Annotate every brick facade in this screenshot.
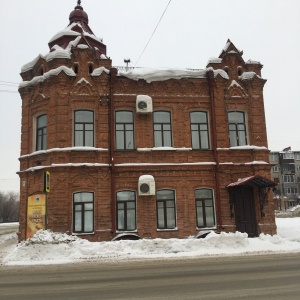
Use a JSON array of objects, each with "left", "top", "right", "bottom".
[{"left": 17, "top": 4, "right": 276, "bottom": 242}]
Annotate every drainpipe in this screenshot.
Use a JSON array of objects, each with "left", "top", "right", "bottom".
[
  {"left": 206, "top": 69, "right": 222, "bottom": 232},
  {"left": 109, "top": 68, "right": 118, "bottom": 234}
]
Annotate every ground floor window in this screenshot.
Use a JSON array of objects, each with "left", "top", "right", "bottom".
[
  {"left": 156, "top": 190, "right": 176, "bottom": 229},
  {"left": 195, "top": 189, "right": 215, "bottom": 228},
  {"left": 116, "top": 191, "right": 136, "bottom": 231},
  {"left": 73, "top": 192, "right": 94, "bottom": 233}
]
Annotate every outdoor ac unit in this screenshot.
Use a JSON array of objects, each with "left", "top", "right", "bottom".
[
  {"left": 136, "top": 95, "right": 153, "bottom": 113},
  {"left": 138, "top": 175, "right": 155, "bottom": 196}
]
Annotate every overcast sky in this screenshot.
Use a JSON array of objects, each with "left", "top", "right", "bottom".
[{"left": 0, "top": 0, "right": 299, "bottom": 193}]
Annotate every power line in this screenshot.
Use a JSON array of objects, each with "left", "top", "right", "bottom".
[
  {"left": 0, "top": 90, "right": 18, "bottom": 93},
  {"left": 134, "top": 0, "right": 172, "bottom": 67},
  {"left": 0, "top": 81, "right": 19, "bottom": 85}
]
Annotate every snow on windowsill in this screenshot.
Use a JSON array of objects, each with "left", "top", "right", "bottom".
[
  {"left": 20, "top": 147, "right": 109, "bottom": 159},
  {"left": 217, "top": 146, "right": 268, "bottom": 151},
  {"left": 137, "top": 147, "right": 192, "bottom": 151}
]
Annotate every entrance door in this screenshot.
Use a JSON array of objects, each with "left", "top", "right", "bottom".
[{"left": 233, "top": 187, "right": 258, "bottom": 237}]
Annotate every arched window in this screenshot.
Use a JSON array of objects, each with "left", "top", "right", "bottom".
[
  {"left": 115, "top": 111, "right": 134, "bottom": 150},
  {"left": 153, "top": 111, "right": 172, "bottom": 147},
  {"left": 116, "top": 191, "right": 136, "bottom": 231},
  {"left": 228, "top": 111, "right": 247, "bottom": 147},
  {"left": 74, "top": 110, "right": 94, "bottom": 147},
  {"left": 74, "top": 63, "right": 79, "bottom": 74},
  {"left": 73, "top": 192, "right": 94, "bottom": 233},
  {"left": 190, "top": 111, "right": 210, "bottom": 149},
  {"left": 36, "top": 114, "right": 47, "bottom": 151},
  {"left": 195, "top": 189, "right": 215, "bottom": 228},
  {"left": 88, "top": 63, "right": 93, "bottom": 74},
  {"left": 156, "top": 189, "right": 176, "bottom": 229}
]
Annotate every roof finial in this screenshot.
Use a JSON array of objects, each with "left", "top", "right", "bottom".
[{"left": 77, "top": 0, "right": 81, "bottom": 6}]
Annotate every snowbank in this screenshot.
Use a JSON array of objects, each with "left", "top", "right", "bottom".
[{"left": 1, "top": 217, "right": 300, "bottom": 266}]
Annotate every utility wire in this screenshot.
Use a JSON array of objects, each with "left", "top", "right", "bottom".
[
  {"left": 0, "top": 81, "right": 19, "bottom": 86},
  {"left": 134, "top": 0, "right": 172, "bottom": 67}
]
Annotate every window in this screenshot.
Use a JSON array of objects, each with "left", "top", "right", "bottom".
[
  {"left": 156, "top": 190, "right": 176, "bottom": 229},
  {"left": 115, "top": 111, "right": 134, "bottom": 150},
  {"left": 190, "top": 111, "right": 209, "bottom": 149},
  {"left": 283, "top": 153, "right": 294, "bottom": 159},
  {"left": 295, "top": 153, "right": 300, "bottom": 160},
  {"left": 153, "top": 111, "right": 172, "bottom": 147},
  {"left": 116, "top": 191, "right": 136, "bottom": 231},
  {"left": 73, "top": 192, "right": 94, "bottom": 233},
  {"left": 270, "top": 153, "right": 278, "bottom": 162},
  {"left": 287, "top": 187, "right": 297, "bottom": 194},
  {"left": 272, "top": 166, "right": 278, "bottom": 172},
  {"left": 195, "top": 189, "right": 215, "bottom": 228},
  {"left": 296, "top": 166, "right": 300, "bottom": 172},
  {"left": 36, "top": 114, "right": 47, "bottom": 151},
  {"left": 228, "top": 111, "right": 247, "bottom": 147},
  {"left": 74, "top": 110, "right": 94, "bottom": 147},
  {"left": 283, "top": 175, "right": 295, "bottom": 183}
]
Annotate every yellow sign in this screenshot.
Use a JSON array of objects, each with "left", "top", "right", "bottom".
[{"left": 26, "top": 194, "right": 46, "bottom": 239}]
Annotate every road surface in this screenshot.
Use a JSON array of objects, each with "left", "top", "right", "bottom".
[{"left": 1, "top": 254, "right": 299, "bottom": 300}]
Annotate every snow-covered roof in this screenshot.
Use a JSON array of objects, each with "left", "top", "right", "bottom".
[
  {"left": 118, "top": 67, "right": 229, "bottom": 83},
  {"left": 19, "top": 66, "right": 76, "bottom": 88},
  {"left": 21, "top": 49, "right": 72, "bottom": 73},
  {"left": 246, "top": 59, "right": 261, "bottom": 65},
  {"left": 207, "top": 57, "right": 222, "bottom": 64},
  {"left": 239, "top": 72, "right": 263, "bottom": 81},
  {"left": 49, "top": 23, "right": 103, "bottom": 45}
]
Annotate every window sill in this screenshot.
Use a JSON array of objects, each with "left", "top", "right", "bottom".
[
  {"left": 196, "top": 226, "right": 217, "bottom": 231},
  {"left": 72, "top": 232, "right": 94, "bottom": 236},
  {"left": 116, "top": 230, "right": 138, "bottom": 233},
  {"left": 157, "top": 227, "right": 178, "bottom": 232}
]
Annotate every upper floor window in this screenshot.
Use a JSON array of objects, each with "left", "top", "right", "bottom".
[
  {"left": 73, "top": 192, "right": 94, "bottom": 233},
  {"left": 156, "top": 189, "right": 176, "bottom": 229},
  {"left": 295, "top": 153, "right": 300, "bottom": 160},
  {"left": 116, "top": 191, "right": 136, "bottom": 231},
  {"left": 296, "top": 166, "right": 300, "bottom": 172},
  {"left": 283, "top": 175, "right": 295, "bottom": 183},
  {"left": 36, "top": 114, "right": 47, "bottom": 151},
  {"left": 228, "top": 111, "right": 247, "bottom": 147},
  {"left": 270, "top": 153, "right": 279, "bottom": 162},
  {"left": 283, "top": 153, "right": 294, "bottom": 159},
  {"left": 195, "top": 189, "right": 215, "bottom": 228},
  {"left": 74, "top": 110, "right": 94, "bottom": 147},
  {"left": 115, "top": 111, "right": 134, "bottom": 150},
  {"left": 190, "top": 111, "right": 209, "bottom": 149},
  {"left": 153, "top": 111, "right": 172, "bottom": 147},
  {"left": 272, "top": 166, "right": 278, "bottom": 172}
]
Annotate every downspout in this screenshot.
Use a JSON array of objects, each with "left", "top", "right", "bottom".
[
  {"left": 109, "top": 68, "right": 118, "bottom": 234},
  {"left": 206, "top": 70, "right": 222, "bottom": 232}
]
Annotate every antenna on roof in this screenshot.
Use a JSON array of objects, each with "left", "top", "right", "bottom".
[{"left": 124, "top": 58, "right": 131, "bottom": 71}]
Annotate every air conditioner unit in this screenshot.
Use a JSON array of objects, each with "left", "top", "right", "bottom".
[
  {"left": 138, "top": 175, "right": 155, "bottom": 196},
  {"left": 136, "top": 95, "right": 153, "bottom": 113}
]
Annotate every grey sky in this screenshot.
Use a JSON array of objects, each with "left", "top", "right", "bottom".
[{"left": 0, "top": 0, "right": 299, "bottom": 193}]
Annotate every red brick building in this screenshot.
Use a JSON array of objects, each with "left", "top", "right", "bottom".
[{"left": 18, "top": 3, "right": 276, "bottom": 242}]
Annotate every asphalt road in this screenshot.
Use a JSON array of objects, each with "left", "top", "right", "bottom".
[{"left": 1, "top": 254, "right": 300, "bottom": 300}]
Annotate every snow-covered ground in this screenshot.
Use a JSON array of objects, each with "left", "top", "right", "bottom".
[{"left": 1, "top": 217, "right": 300, "bottom": 266}]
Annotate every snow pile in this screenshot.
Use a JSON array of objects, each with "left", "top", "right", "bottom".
[
  {"left": 276, "top": 205, "right": 300, "bottom": 218},
  {"left": 23, "top": 230, "right": 78, "bottom": 245},
  {"left": 2, "top": 218, "right": 300, "bottom": 266}
]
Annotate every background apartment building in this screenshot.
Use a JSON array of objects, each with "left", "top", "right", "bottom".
[{"left": 270, "top": 148, "right": 300, "bottom": 209}]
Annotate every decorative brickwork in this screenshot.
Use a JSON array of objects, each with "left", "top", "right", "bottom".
[{"left": 17, "top": 4, "right": 276, "bottom": 242}]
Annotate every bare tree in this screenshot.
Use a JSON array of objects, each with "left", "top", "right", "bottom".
[{"left": 0, "top": 192, "right": 19, "bottom": 223}]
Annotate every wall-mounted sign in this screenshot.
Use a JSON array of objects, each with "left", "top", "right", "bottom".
[
  {"left": 26, "top": 194, "right": 46, "bottom": 239},
  {"left": 44, "top": 171, "right": 50, "bottom": 193}
]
